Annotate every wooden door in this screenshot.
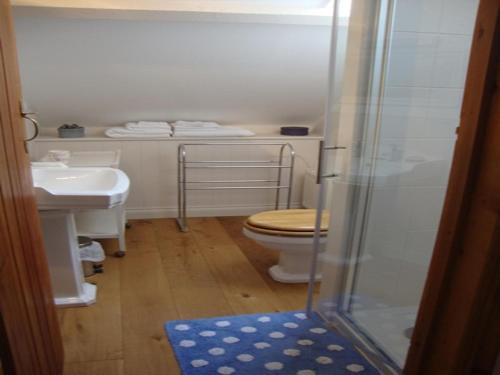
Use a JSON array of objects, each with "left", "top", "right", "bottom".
[{"left": 0, "top": 1, "right": 63, "bottom": 374}]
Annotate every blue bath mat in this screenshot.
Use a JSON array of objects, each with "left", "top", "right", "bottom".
[{"left": 165, "top": 311, "right": 379, "bottom": 374}]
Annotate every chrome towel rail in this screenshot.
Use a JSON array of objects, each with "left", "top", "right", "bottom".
[
  {"left": 177, "top": 142, "right": 295, "bottom": 232},
  {"left": 181, "top": 165, "right": 291, "bottom": 169}
]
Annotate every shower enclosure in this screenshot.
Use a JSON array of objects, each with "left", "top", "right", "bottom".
[{"left": 310, "top": 0, "right": 479, "bottom": 372}]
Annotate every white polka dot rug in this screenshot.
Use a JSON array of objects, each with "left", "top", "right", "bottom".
[{"left": 165, "top": 311, "right": 379, "bottom": 374}]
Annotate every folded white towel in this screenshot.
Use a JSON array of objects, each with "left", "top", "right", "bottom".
[
  {"left": 138, "top": 121, "right": 170, "bottom": 128},
  {"left": 174, "top": 121, "right": 221, "bottom": 129},
  {"left": 173, "top": 127, "right": 255, "bottom": 137},
  {"left": 125, "top": 121, "right": 171, "bottom": 130},
  {"left": 105, "top": 127, "right": 172, "bottom": 138}
]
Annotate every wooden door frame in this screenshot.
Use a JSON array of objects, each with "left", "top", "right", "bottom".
[
  {"left": 404, "top": 0, "right": 500, "bottom": 373},
  {"left": 0, "top": 1, "right": 63, "bottom": 373}
]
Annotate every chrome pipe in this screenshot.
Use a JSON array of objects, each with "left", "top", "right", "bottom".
[
  {"left": 185, "top": 179, "right": 279, "bottom": 184},
  {"left": 179, "top": 142, "right": 294, "bottom": 146},
  {"left": 183, "top": 165, "right": 291, "bottom": 169},
  {"left": 275, "top": 144, "right": 285, "bottom": 209},
  {"left": 185, "top": 186, "right": 289, "bottom": 191},
  {"left": 177, "top": 144, "right": 183, "bottom": 229},
  {"left": 286, "top": 143, "right": 295, "bottom": 209},
  {"left": 181, "top": 147, "right": 187, "bottom": 231},
  {"left": 185, "top": 160, "right": 276, "bottom": 164}
]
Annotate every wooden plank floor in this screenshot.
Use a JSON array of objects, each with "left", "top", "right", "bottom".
[{"left": 61, "top": 217, "right": 318, "bottom": 375}]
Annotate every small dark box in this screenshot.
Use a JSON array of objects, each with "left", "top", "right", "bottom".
[
  {"left": 58, "top": 123, "right": 85, "bottom": 138},
  {"left": 280, "top": 126, "right": 309, "bottom": 136}
]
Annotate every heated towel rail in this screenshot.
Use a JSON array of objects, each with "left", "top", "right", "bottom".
[{"left": 177, "top": 142, "right": 295, "bottom": 232}]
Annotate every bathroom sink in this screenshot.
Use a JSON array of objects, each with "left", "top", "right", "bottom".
[{"left": 32, "top": 167, "right": 130, "bottom": 210}]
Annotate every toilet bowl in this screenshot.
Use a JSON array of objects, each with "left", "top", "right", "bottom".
[{"left": 243, "top": 209, "right": 329, "bottom": 283}]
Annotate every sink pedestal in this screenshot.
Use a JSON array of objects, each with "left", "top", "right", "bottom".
[
  {"left": 39, "top": 210, "right": 97, "bottom": 307},
  {"left": 32, "top": 166, "right": 130, "bottom": 307}
]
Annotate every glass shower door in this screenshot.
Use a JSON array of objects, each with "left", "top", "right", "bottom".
[{"left": 311, "top": 0, "right": 478, "bottom": 372}]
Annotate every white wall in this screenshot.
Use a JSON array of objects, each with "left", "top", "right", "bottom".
[
  {"left": 30, "top": 137, "right": 321, "bottom": 218},
  {"left": 13, "top": 10, "right": 331, "bottom": 128}
]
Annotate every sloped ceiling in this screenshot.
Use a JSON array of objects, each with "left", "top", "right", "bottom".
[{"left": 13, "top": 10, "right": 331, "bottom": 127}]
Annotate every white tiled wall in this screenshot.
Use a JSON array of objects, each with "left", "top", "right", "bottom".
[
  {"left": 316, "top": 0, "right": 478, "bottom": 366},
  {"left": 355, "top": 0, "right": 478, "bottom": 306}
]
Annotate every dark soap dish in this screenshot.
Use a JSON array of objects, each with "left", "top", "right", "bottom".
[
  {"left": 280, "top": 126, "right": 309, "bottom": 136},
  {"left": 58, "top": 123, "right": 85, "bottom": 138}
]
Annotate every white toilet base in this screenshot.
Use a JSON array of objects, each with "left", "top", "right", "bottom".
[
  {"left": 242, "top": 227, "right": 325, "bottom": 284},
  {"left": 269, "top": 265, "right": 321, "bottom": 283},
  {"left": 269, "top": 250, "right": 323, "bottom": 283}
]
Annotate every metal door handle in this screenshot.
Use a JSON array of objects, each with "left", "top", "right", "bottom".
[
  {"left": 316, "top": 141, "right": 346, "bottom": 184},
  {"left": 322, "top": 173, "right": 339, "bottom": 178},
  {"left": 21, "top": 111, "right": 39, "bottom": 142},
  {"left": 323, "top": 146, "right": 347, "bottom": 150}
]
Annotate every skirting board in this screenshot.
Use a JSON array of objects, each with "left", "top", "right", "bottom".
[{"left": 125, "top": 203, "right": 303, "bottom": 220}]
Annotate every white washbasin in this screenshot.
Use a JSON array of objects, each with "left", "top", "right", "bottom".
[{"left": 32, "top": 167, "right": 130, "bottom": 210}]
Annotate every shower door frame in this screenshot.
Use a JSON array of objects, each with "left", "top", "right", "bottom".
[
  {"left": 310, "top": 0, "right": 500, "bottom": 373},
  {"left": 308, "top": 0, "right": 402, "bottom": 372}
]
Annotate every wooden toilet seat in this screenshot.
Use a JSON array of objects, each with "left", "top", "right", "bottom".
[{"left": 245, "top": 209, "right": 329, "bottom": 237}]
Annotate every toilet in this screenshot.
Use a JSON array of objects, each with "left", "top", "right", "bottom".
[{"left": 243, "top": 209, "right": 329, "bottom": 283}]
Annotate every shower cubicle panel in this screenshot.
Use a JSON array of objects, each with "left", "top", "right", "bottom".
[{"left": 310, "top": 0, "right": 478, "bottom": 372}]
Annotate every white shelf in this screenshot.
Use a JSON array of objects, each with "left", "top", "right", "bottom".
[
  {"left": 35, "top": 135, "right": 323, "bottom": 142},
  {"left": 75, "top": 210, "right": 120, "bottom": 237},
  {"left": 74, "top": 208, "right": 126, "bottom": 253},
  {"left": 34, "top": 127, "right": 324, "bottom": 142}
]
